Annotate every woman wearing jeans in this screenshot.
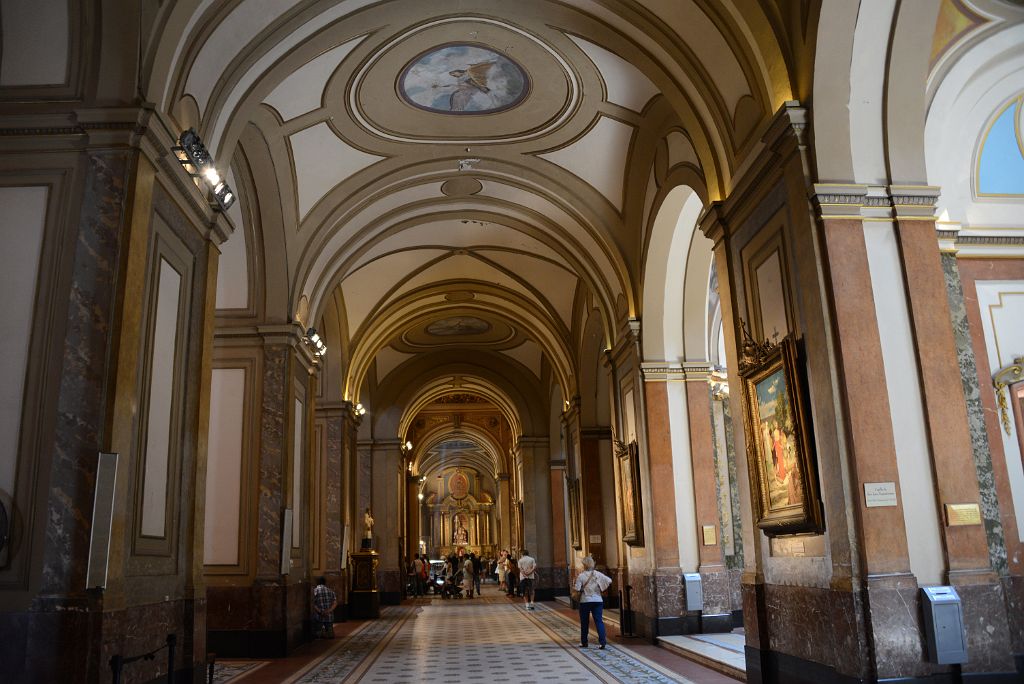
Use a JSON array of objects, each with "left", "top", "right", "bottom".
[{"left": 574, "top": 556, "right": 613, "bottom": 649}]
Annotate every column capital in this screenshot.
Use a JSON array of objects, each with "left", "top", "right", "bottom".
[
  {"left": 257, "top": 323, "right": 319, "bottom": 370},
  {"left": 889, "top": 184, "right": 940, "bottom": 220},
  {"left": 807, "top": 184, "right": 941, "bottom": 223},
  {"left": 697, "top": 201, "right": 728, "bottom": 245}
]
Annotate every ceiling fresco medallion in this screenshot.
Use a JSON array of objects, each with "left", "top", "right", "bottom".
[
  {"left": 426, "top": 316, "right": 492, "bottom": 336},
  {"left": 399, "top": 44, "right": 529, "bottom": 114}
]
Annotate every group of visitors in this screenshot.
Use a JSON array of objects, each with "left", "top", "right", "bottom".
[
  {"left": 494, "top": 549, "right": 538, "bottom": 608},
  {"left": 394, "top": 548, "right": 613, "bottom": 650}
]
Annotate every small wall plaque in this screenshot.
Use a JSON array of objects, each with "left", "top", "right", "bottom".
[
  {"left": 589, "top": 534, "right": 602, "bottom": 543},
  {"left": 702, "top": 525, "right": 717, "bottom": 545},
  {"left": 864, "top": 482, "right": 898, "bottom": 508},
  {"left": 944, "top": 503, "right": 982, "bottom": 526}
]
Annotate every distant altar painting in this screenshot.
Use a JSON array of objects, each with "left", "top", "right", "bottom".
[{"left": 399, "top": 44, "right": 529, "bottom": 114}]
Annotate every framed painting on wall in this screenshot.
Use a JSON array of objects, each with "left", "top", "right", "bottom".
[
  {"left": 738, "top": 329, "right": 824, "bottom": 536},
  {"left": 615, "top": 439, "right": 644, "bottom": 546},
  {"left": 566, "top": 477, "right": 582, "bottom": 550}
]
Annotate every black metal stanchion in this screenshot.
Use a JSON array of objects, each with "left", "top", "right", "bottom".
[
  {"left": 166, "top": 634, "right": 176, "bottom": 683},
  {"left": 620, "top": 584, "right": 637, "bottom": 638}
]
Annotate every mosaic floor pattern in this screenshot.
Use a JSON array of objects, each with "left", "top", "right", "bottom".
[
  {"left": 287, "top": 595, "right": 697, "bottom": 683},
  {"left": 211, "top": 660, "right": 267, "bottom": 682}
]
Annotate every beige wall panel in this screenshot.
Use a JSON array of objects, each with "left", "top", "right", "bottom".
[
  {"left": 754, "top": 251, "right": 789, "bottom": 340},
  {"left": 293, "top": 397, "right": 304, "bottom": 547},
  {"left": 141, "top": 259, "right": 183, "bottom": 538},
  {"left": 0, "top": 1, "right": 68, "bottom": 86},
  {"left": 0, "top": 186, "right": 47, "bottom": 500},
  {"left": 204, "top": 368, "right": 247, "bottom": 565},
  {"left": 0, "top": 185, "right": 47, "bottom": 496}
]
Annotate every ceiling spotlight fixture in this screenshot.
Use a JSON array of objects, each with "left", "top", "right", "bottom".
[
  {"left": 417, "top": 492, "right": 424, "bottom": 501},
  {"left": 173, "top": 128, "right": 236, "bottom": 211},
  {"left": 304, "top": 327, "right": 327, "bottom": 357},
  {"left": 355, "top": 403, "right": 366, "bottom": 416},
  {"left": 405, "top": 440, "right": 413, "bottom": 451}
]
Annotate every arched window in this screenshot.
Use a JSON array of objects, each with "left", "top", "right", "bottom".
[{"left": 977, "top": 94, "right": 1024, "bottom": 197}]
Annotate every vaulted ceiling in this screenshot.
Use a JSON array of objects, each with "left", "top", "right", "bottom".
[{"left": 144, "top": 0, "right": 808, "bottom": 407}]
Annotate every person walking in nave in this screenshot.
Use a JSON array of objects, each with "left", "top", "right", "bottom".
[
  {"left": 506, "top": 555, "right": 519, "bottom": 597},
  {"left": 412, "top": 553, "right": 425, "bottom": 597},
  {"left": 463, "top": 553, "right": 475, "bottom": 598},
  {"left": 518, "top": 549, "right": 537, "bottom": 609},
  {"left": 471, "top": 552, "right": 483, "bottom": 596},
  {"left": 573, "top": 556, "right": 612, "bottom": 649},
  {"left": 497, "top": 550, "right": 507, "bottom": 591}
]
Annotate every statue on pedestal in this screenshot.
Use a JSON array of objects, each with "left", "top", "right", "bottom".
[{"left": 362, "top": 507, "right": 374, "bottom": 549}]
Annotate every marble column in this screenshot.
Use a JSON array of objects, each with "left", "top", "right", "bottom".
[
  {"left": 0, "top": 108, "right": 228, "bottom": 682},
  {"left": 370, "top": 440, "right": 403, "bottom": 604},
  {"left": 639, "top": 371, "right": 685, "bottom": 636},
  {"left": 684, "top": 365, "right": 732, "bottom": 630},
  {"left": 313, "top": 402, "right": 346, "bottom": 615},
  {"left": 890, "top": 193, "right": 1013, "bottom": 674},
  {"left": 206, "top": 325, "right": 316, "bottom": 657},
  {"left": 518, "top": 436, "right": 554, "bottom": 598},
  {"left": 497, "top": 474, "right": 512, "bottom": 550}
]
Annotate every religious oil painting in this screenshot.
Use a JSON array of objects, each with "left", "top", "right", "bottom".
[
  {"left": 740, "top": 334, "right": 824, "bottom": 535},
  {"left": 399, "top": 44, "right": 530, "bottom": 114},
  {"left": 615, "top": 439, "right": 644, "bottom": 546}
]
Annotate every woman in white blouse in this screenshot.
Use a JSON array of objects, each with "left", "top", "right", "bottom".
[{"left": 573, "top": 555, "right": 612, "bottom": 648}]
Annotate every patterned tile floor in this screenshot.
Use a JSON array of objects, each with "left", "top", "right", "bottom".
[
  {"left": 215, "top": 586, "right": 738, "bottom": 683},
  {"left": 283, "top": 590, "right": 696, "bottom": 683}
]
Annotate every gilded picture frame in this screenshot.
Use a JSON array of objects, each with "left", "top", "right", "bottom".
[
  {"left": 615, "top": 439, "right": 644, "bottom": 546},
  {"left": 739, "top": 333, "right": 824, "bottom": 536}
]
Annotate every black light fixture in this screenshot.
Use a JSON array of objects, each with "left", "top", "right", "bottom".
[
  {"left": 304, "top": 327, "right": 327, "bottom": 357},
  {"left": 172, "top": 128, "right": 236, "bottom": 211}
]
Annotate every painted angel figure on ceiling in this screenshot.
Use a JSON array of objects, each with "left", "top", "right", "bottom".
[{"left": 433, "top": 61, "right": 495, "bottom": 111}]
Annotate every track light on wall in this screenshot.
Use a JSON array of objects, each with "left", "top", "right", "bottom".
[
  {"left": 304, "top": 327, "right": 326, "bottom": 357},
  {"left": 172, "top": 128, "right": 236, "bottom": 211}
]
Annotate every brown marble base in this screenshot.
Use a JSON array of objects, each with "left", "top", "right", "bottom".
[
  {"left": 378, "top": 569, "right": 402, "bottom": 605},
  {"left": 207, "top": 580, "right": 309, "bottom": 657},
  {"left": 0, "top": 595, "right": 206, "bottom": 683},
  {"left": 741, "top": 578, "right": 1017, "bottom": 682},
  {"left": 539, "top": 565, "right": 569, "bottom": 600}
]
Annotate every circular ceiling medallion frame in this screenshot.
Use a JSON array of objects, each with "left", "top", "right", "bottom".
[
  {"left": 398, "top": 42, "right": 532, "bottom": 116},
  {"left": 349, "top": 16, "right": 582, "bottom": 144}
]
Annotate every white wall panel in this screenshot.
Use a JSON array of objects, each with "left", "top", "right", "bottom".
[
  {"left": 0, "top": 0, "right": 68, "bottom": 86},
  {"left": 141, "top": 259, "right": 183, "bottom": 537},
  {"left": 204, "top": 368, "right": 246, "bottom": 564},
  {"left": 0, "top": 186, "right": 47, "bottom": 499},
  {"left": 292, "top": 397, "right": 304, "bottom": 547},
  {"left": 976, "top": 281, "right": 1024, "bottom": 542}
]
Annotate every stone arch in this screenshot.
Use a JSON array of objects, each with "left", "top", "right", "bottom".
[
  {"left": 640, "top": 184, "right": 710, "bottom": 362},
  {"left": 813, "top": 2, "right": 943, "bottom": 184}
]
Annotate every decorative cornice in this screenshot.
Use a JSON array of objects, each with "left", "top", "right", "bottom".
[
  {"left": 639, "top": 361, "right": 714, "bottom": 382},
  {"left": 808, "top": 184, "right": 939, "bottom": 222}
]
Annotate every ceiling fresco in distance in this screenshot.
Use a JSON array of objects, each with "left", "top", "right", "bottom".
[
  {"left": 399, "top": 44, "right": 529, "bottom": 114},
  {"left": 426, "top": 316, "right": 492, "bottom": 336}
]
